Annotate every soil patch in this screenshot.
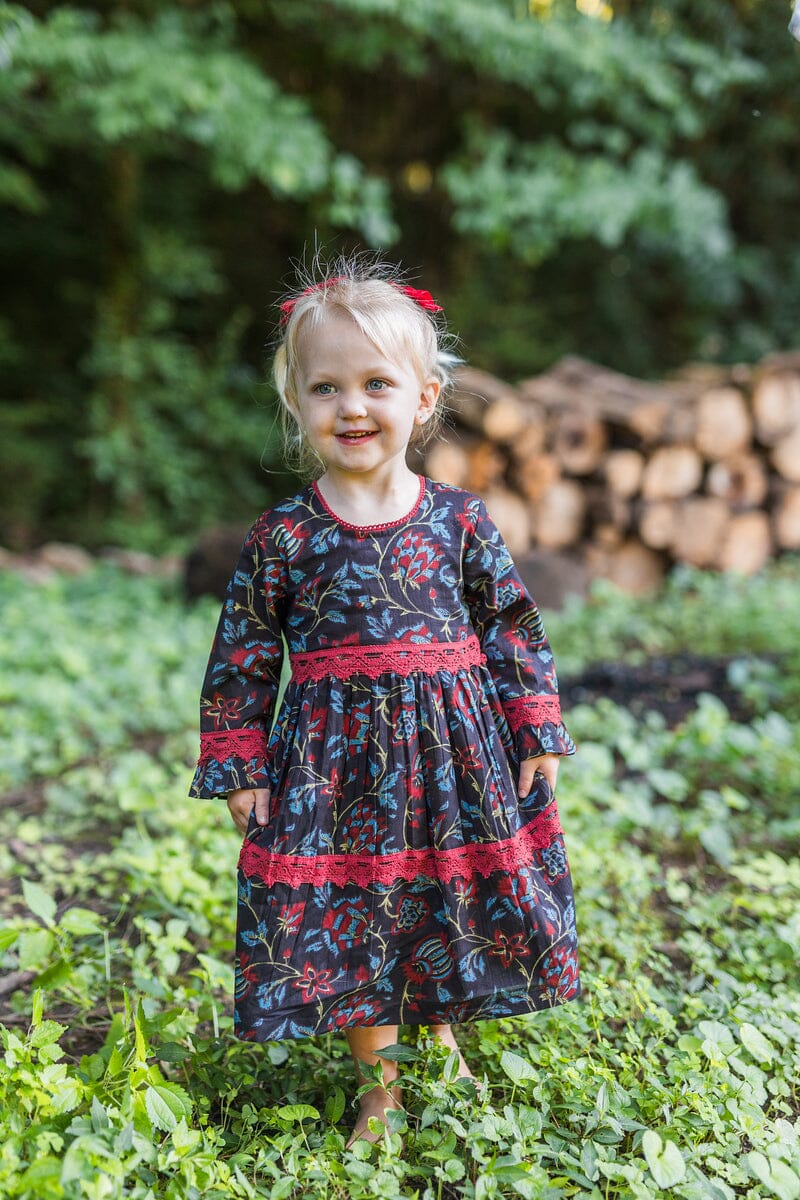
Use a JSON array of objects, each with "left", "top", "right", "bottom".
[{"left": 560, "top": 652, "right": 772, "bottom": 726}]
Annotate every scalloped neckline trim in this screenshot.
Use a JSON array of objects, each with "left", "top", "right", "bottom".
[{"left": 311, "top": 474, "right": 426, "bottom": 533}]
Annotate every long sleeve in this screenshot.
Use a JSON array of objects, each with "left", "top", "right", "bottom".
[
  {"left": 461, "top": 496, "right": 577, "bottom": 762},
  {"left": 189, "top": 514, "right": 289, "bottom": 799}
]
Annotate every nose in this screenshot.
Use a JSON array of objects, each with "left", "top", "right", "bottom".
[{"left": 337, "top": 390, "right": 368, "bottom": 417}]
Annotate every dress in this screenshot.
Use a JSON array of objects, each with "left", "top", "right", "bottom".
[{"left": 189, "top": 474, "right": 580, "bottom": 1042}]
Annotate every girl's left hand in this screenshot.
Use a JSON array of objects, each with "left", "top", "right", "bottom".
[{"left": 518, "top": 753, "right": 559, "bottom": 798}]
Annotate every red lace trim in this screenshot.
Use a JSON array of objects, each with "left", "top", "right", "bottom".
[
  {"left": 290, "top": 634, "right": 488, "bottom": 683},
  {"left": 503, "top": 695, "right": 562, "bottom": 732},
  {"left": 312, "top": 474, "right": 426, "bottom": 535},
  {"left": 237, "top": 805, "right": 563, "bottom": 887},
  {"left": 198, "top": 727, "right": 267, "bottom": 765}
]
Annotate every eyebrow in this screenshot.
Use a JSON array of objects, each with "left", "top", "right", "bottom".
[{"left": 305, "top": 367, "right": 397, "bottom": 382}]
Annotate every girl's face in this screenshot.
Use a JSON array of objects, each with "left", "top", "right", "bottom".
[{"left": 289, "top": 311, "right": 440, "bottom": 481}]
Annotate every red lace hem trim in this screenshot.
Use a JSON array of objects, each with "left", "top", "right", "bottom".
[
  {"left": 237, "top": 805, "right": 563, "bottom": 887},
  {"left": 198, "top": 727, "right": 267, "bottom": 765},
  {"left": 504, "top": 695, "right": 562, "bottom": 731},
  {"left": 289, "top": 633, "right": 488, "bottom": 683}
]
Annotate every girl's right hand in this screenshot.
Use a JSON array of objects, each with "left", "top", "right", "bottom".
[{"left": 227, "top": 787, "right": 271, "bottom": 835}]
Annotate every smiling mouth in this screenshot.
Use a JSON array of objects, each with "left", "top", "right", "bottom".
[{"left": 336, "top": 431, "right": 377, "bottom": 441}]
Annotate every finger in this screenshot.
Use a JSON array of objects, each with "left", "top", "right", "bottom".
[
  {"left": 227, "top": 790, "right": 254, "bottom": 833},
  {"left": 517, "top": 760, "right": 538, "bottom": 798},
  {"left": 254, "top": 788, "right": 271, "bottom": 826},
  {"left": 534, "top": 762, "right": 559, "bottom": 794}
]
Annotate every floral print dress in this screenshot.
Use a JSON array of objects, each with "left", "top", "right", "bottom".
[{"left": 190, "top": 474, "right": 580, "bottom": 1041}]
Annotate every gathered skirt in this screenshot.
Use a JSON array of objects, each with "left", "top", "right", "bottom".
[{"left": 234, "top": 658, "right": 580, "bottom": 1041}]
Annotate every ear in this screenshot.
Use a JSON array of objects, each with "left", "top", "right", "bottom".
[{"left": 415, "top": 378, "right": 440, "bottom": 425}]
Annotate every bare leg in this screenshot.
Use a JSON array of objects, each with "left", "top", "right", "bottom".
[{"left": 345, "top": 1026, "right": 403, "bottom": 1147}]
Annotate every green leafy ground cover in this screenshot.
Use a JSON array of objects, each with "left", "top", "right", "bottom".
[{"left": 1, "top": 559, "right": 799, "bottom": 1199}]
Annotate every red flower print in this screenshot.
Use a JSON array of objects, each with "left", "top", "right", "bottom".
[
  {"left": 488, "top": 929, "right": 531, "bottom": 968},
  {"left": 322, "top": 897, "right": 371, "bottom": 950},
  {"left": 539, "top": 943, "right": 579, "bottom": 1000},
  {"left": 452, "top": 741, "right": 482, "bottom": 778},
  {"left": 277, "top": 903, "right": 305, "bottom": 936},
  {"left": 497, "top": 869, "right": 539, "bottom": 918},
  {"left": 391, "top": 534, "right": 442, "bottom": 589},
  {"left": 294, "top": 962, "right": 335, "bottom": 1001},
  {"left": 243, "top": 518, "right": 269, "bottom": 550},
  {"left": 455, "top": 509, "right": 479, "bottom": 536},
  {"left": 328, "top": 998, "right": 381, "bottom": 1028},
  {"left": 319, "top": 766, "right": 344, "bottom": 808},
  {"left": 205, "top": 693, "right": 243, "bottom": 728},
  {"left": 454, "top": 878, "right": 477, "bottom": 904}
]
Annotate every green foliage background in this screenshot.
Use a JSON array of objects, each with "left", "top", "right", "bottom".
[
  {"left": 1, "top": 0, "right": 798, "bottom": 550},
  {"left": 1, "top": 560, "right": 799, "bottom": 1196}
]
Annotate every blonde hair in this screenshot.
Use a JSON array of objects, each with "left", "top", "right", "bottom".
[{"left": 272, "top": 253, "right": 458, "bottom": 480}]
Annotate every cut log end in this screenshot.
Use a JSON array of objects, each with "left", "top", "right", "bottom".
[{"left": 717, "top": 512, "right": 773, "bottom": 576}]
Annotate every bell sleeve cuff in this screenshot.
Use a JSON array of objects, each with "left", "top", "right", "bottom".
[
  {"left": 502, "top": 695, "right": 577, "bottom": 761},
  {"left": 189, "top": 513, "right": 288, "bottom": 800},
  {"left": 189, "top": 727, "right": 274, "bottom": 800}
]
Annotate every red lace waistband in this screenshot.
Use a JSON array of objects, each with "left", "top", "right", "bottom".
[
  {"left": 289, "top": 634, "right": 488, "bottom": 683},
  {"left": 237, "top": 804, "right": 563, "bottom": 887}
]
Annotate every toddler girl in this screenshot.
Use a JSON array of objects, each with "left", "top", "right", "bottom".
[{"left": 189, "top": 256, "right": 580, "bottom": 1146}]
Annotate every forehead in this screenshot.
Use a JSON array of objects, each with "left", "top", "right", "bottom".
[{"left": 295, "top": 310, "right": 396, "bottom": 368}]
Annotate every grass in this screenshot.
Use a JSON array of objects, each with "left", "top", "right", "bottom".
[{"left": 0, "top": 557, "right": 799, "bottom": 1199}]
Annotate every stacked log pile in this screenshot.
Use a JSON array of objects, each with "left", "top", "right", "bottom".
[{"left": 421, "top": 352, "right": 800, "bottom": 594}]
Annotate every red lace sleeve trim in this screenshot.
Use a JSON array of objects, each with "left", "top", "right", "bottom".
[
  {"left": 503, "top": 695, "right": 562, "bottom": 732},
  {"left": 238, "top": 804, "right": 563, "bottom": 887},
  {"left": 198, "top": 727, "right": 268, "bottom": 765},
  {"left": 289, "top": 634, "right": 488, "bottom": 683}
]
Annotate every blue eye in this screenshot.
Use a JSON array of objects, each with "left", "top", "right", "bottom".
[
  {"left": 314, "top": 383, "right": 335, "bottom": 395},
  {"left": 367, "top": 379, "right": 387, "bottom": 391}
]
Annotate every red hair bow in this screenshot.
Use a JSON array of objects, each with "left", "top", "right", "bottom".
[
  {"left": 279, "top": 279, "right": 442, "bottom": 326},
  {"left": 397, "top": 286, "right": 443, "bottom": 314}
]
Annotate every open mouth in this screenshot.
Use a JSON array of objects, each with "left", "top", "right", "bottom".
[{"left": 336, "top": 431, "right": 377, "bottom": 443}]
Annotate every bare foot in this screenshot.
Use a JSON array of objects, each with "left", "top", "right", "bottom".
[
  {"left": 430, "top": 1027, "right": 475, "bottom": 1080},
  {"left": 346, "top": 1082, "right": 403, "bottom": 1148},
  {"left": 429, "top": 1026, "right": 488, "bottom": 1097}
]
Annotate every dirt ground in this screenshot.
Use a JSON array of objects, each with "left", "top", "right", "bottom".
[{"left": 560, "top": 651, "right": 770, "bottom": 727}]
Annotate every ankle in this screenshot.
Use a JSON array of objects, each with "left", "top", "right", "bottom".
[{"left": 359, "top": 1080, "right": 402, "bottom": 1103}]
